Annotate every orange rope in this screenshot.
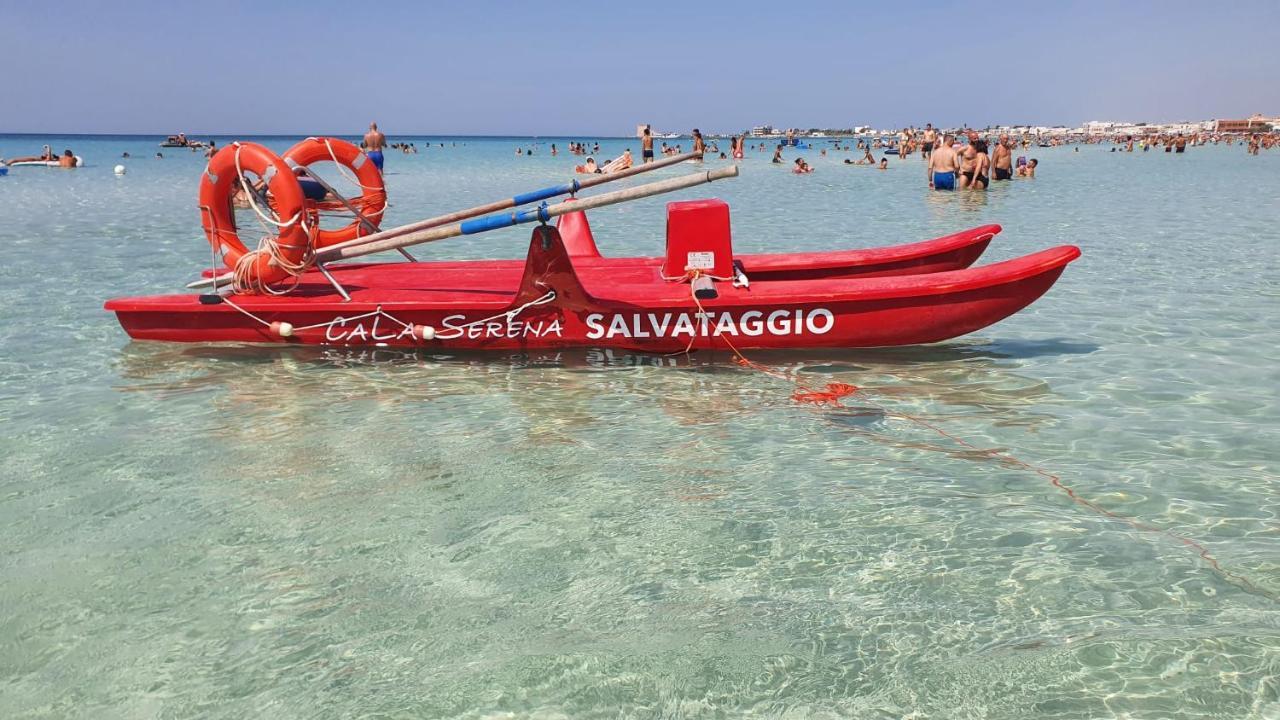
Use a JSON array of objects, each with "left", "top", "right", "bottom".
[
  {"left": 873, "top": 405, "right": 1274, "bottom": 600},
  {"left": 676, "top": 271, "right": 859, "bottom": 405},
  {"left": 676, "top": 276, "right": 1273, "bottom": 601}
]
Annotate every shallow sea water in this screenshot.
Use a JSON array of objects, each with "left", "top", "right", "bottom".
[{"left": 1, "top": 135, "right": 1277, "bottom": 719}]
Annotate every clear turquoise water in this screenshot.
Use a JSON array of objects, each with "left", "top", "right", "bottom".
[{"left": 1, "top": 135, "right": 1277, "bottom": 718}]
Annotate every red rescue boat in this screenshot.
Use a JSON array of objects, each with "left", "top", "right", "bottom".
[
  {"left": 105, "top": 142, "right": 1079, "bottom": 352},
  {"left": 107, "top": 201, "right": 1077, "bottom": 351}
]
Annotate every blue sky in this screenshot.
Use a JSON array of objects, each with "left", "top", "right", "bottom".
[{"left": 4, "top": 0, "right": 1277, "bottom": 135}]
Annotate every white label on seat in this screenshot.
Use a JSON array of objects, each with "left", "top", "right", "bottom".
[{"left": 686, "top": 252, "right": 715, "bottom": 270}]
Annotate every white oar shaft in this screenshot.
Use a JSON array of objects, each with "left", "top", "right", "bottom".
[{"left": 324, "top": 150, "right": 702, "bottom": 254}]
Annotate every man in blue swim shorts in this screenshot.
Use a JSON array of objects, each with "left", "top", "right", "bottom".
[
  {"left": 363, "top": 121, "right": 386, "bottom": 171},
  {"left": 927, "top": 133, "right": 959, "bottom": 190}
]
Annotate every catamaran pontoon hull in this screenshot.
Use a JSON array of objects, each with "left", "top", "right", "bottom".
[{"left": 106, "top": 224, "right": 1079, "bottom": 352}]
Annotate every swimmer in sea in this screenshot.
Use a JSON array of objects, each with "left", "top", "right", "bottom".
[
  {"left": 772, "top": 145, "right": 783, "bottom": 164},
  {"left": 927, "top": 133, "right": 959, "bottom": 190},
  {"left": 731, "top": 134, "right": 745, "bottom": 159},
  {"left": 363, "top": 122, "right": 386, "bottom": 171},
  {"left": 692, "top": 129, "right": 705, "bottom": 157},
  {"left": 1017, "top": 158, "right": 1037, "bottom": 178},
  {"left": 57, "top": 150, "right": 78, "bottom": 168},
  {"left": 792, "top": 158, "right": 813, "bottom": 174},
  {"left": 879, "top": 158, "right": 888, "bottom": 170}
]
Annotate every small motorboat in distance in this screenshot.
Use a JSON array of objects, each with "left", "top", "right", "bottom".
[
  {"left": 105, "top": 140, "right": 1080, "bottom": 352},
  {"left": 159, "top": 133, "right": 206, "bottom": 148}
]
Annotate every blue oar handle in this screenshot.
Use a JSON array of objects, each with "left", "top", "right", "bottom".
[
  {"left": 459, "top": 202, "right": 553, "bottom": 235},
  {"left": 511, "top": 180, "right": 580, "bottom": 207}
]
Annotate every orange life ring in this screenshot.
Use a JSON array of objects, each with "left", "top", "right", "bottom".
[
  {"left": 282, "top": 137, "right": 386, "bottom": 248},
  {"left": 198, "top": 142, "right": 310, "bottom": 291}
]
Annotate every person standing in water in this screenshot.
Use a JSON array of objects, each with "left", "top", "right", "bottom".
[
  {"left": 731, "top": 134, "right": 745, "bottom": 159},
  {"left": 927, "top": 133, "right": 959, "bottom": 190},
  {"left": 363, "top": 122, "right": 387, "bottom": 171},
  {"left": 641, "top": 126, "right": 655, "bottom": 164},
  {"left": 992, "top": 134, "right": 1013, "bottom": 181},
  {"left": 965, "top": 139, "right": 991, "bottom": 189},
  {"left": 692, "top": 129, "right": 705, "bottom": 157},
  {"left": 922, "top": 123, "right": 936, "bottom": 160}
]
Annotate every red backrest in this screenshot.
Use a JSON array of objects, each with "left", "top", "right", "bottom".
[{"left": 662, "top": 199, "right": 734, "bottom": 280}]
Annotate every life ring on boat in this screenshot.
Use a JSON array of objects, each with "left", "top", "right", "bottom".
[
  {"left": 282, "top": 137, "right": 386, "bottom": 248},
  {"left": 198, "top": 142, "right": 311, "bottom": 292}
]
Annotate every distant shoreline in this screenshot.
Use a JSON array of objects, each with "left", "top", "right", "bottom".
[{"left": 0, "top": 132, "right": 639, "bottom": 140}]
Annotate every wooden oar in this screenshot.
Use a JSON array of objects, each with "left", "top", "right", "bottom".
[
  {"left": 320, "top": 165, "right": 736, "bottom": 262},
  {"left": 326, "top": 150, "right": 702, "bottom": 253},
  {"left": 189, "top": 165, "right": 738, "bottom": 289}
]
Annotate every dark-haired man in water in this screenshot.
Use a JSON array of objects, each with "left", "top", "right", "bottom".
[
  {"left": 922, "top": 123, "right": 936, "bottom": 160},
  {"left": 641, "top": 126, "right": 655, "bottom": 164}
]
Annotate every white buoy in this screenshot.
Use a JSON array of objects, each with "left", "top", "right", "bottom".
[
  {"left": 414, "top": 325, "right": 436, "bottom": 341},
  {"left": 114, "top": 164, "right": 126, "bottom": 175},
  {"left": 270, "top": 321, "right": 294, "bottom": 338}
]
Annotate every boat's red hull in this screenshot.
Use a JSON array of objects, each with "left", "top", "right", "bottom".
[{"left": 107, "top": 225, "right": 1079, "bottom": 351}]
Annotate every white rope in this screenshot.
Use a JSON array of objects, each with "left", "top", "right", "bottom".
[
  {"left": 227, "top": 143, "right": 319, "bottom": 294},
  {"left": 231, "top": 228, "right": 314, "bottom": 296},
  {"left": 216, "top": 290, "right": 558, "bottom": 342},
  {"left": 293, "top": 307, "right": 412, "bottom": 332},
  {"left": 434, "top": 290, "right": 557, "bottom": 339},
  {"left": 215, "top": 295, "right": 393, "bottom": 330},
  {"left": 234, "top": 143, "right": 301, "bottom": 229},
  {"left": 321, "top": 137, "right": 385, "bottom": 192}
]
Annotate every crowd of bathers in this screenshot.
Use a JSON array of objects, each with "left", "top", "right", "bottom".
[
  {"left": 1104, "top": 132, "right": 1274, "bottom": 155},
  {"left": 565, "top": 142, "right": 601, "bottom": 156}
]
